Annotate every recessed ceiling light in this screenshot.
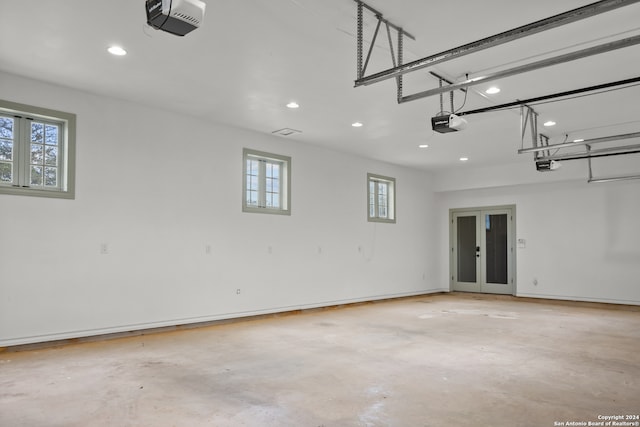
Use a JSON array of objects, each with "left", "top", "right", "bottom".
[
  {"left": 485, "top": 86, "right": 501, "bottom": 94},
  {"left": 286, "top": 102, "right": 299, "bottom": 109},
  {"left": 418, "top": 144, "right": 429, "bottom": 149},
  {"left": 543, "top": 121, "right": 556, "bottom": 127},
  {"left": 352, "top": 122, "right": 363, "bottom": 127},
  {"left": 107, "top": 46, "right": 127, "bottom": 56},
  {"left": 460, "top": 157, "right": 469, "bottom": 162}
]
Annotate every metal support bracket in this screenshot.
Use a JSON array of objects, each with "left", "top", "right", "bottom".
[
  {"left": 355, "top": 0, "right": 640, "bottom": 89},
  {"left": 354, "top": 0, "right": 640, "bottom": 106},
  {"left": 525, "top": 131, "right": 640, "bottom": 183},
  {"left": 354, "top": 1, "right": 414, "bottom": 100},
  {"left": 520, "top": 105, "right": 539, "bottom": 156},
  {"left": 587, "top": 142, "right": 640, "bottom": 183},
  {"left": 539, "top": 134, "right": 551, "bottom": 159}
]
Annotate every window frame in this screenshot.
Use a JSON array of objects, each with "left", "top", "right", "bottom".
[
  {"left": 0, "top": 99, "right": 76, "bottom": 199},
  {"left": 367, "top": 173, "right": 396, "bottom": 224},
  {"left": 242, "top": 148, "right": 291, "bottom": 215}
]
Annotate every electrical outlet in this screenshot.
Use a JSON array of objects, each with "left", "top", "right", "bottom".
[
  {"left": 533, "top": 278, "right": 538, "bottom": 286},
  {"left": 205, "top": 244, "right": 212, "bottom": 254},
  {"left": 236, "top": 288, "right": 241, "bottom": 294},
  {"left": 100, "top": 243, "right": 109, "bottom": 254}
]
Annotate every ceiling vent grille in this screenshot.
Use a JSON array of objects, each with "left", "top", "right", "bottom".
[{"left": 272, "top": 128, "right": 302, "bottom": 137}]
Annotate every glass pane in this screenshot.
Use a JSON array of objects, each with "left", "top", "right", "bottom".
[
  {"left": 265, "top": 161, "right": 280, "bottom": 209},
  {"left": 0, "top": 117, "right": 14, "bottom": 138},
  {"left": 45, "top": 124, "right": 58, "bottom": 145},
  {"left": 266, "top": 162, "right": 279, "bottom": 178},
  {"left": 378, "top": 182, "right": 387, "bottom": 197},
  {"left": 31, "top": 122, "right": 44, "bottom": 142},
  {"left": 266, "top": 193, "right": 280, "bottom": 208},
  {"left": 377, "top": 182, "right": 389, "bottom": 218},
  {"left": 31, "top": 144, "right": 44, "bottom": 164},
  {"left": 378, "top": 194, "right": 387, "bottom": 218},
  {"left": 246, "top": 190, "right": 258, "bottom": 206},
  {"left": 369, "top": 181, "right": 375, "bottom": 217},
  {"left": 31, "top": 166, "right": 43, "bottom": 186},
  {"left": 486, "top": 214, "right": 508, "bottom": 284},
  {"left": 248, "top": 176, "right": 258, "bottom": 191},
  {"left": 45, "top": 146, "right": 58, "bottom": 166},
  {"left": 0, "top": 162, "right": 12, "bottom": 182},
  {"left": 378, "top": 202, "right": 386, "bottom": 218},
  {"left": 45, "top": 167, "right": 57, "bottom": 186},
  {"left": 247, "top": 159, "right": 258, "bottom": 175},
  {"left": 246, "top": 158, "right": 259, "bottom": 206},
  {"left": 266, "top": 177, "right": 278, "bottom": 193},
  {"left": 457, "top": 216, "right": 477, "bottom": 283},
  {"left": 0, "top": 140, "right": 12, "bottom": 161}
]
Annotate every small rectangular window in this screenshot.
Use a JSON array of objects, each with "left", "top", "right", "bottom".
[
  {"left": 367, "top": 173, "right": 395, "bottom": 223},
  {"left": 243, "top": 148, "right": 291, "bottom": 215},
  {"left": 0, "top": 99, "right": 76, "bottom": 199}
]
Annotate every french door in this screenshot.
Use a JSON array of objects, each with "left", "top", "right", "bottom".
[{"left": 451, "top": 207, "right": 515, "bottom": 295}]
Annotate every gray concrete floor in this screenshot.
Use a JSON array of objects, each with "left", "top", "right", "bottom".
[{"left": 1, "top": 293, "right": 639, "bottom": 427}]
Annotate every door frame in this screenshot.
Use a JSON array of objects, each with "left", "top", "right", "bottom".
[{"left": 449, "top": 205, "right": 517, "bottom": 295}]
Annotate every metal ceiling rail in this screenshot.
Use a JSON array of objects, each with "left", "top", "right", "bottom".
[
  {"left": 587, "top": 144, "right": 640, "bottom": 183},
  {"left": 536, "top": 143, "right": 640, "bottom": 161},
  {"left": 518, "top": 132, "right": 640, "bottom": 154},
  {"left": 399, "top": 35, "right": 640, "bottom": 103},
  {"left": 458, "top": 76, "right": 640, "bottom": 117},
  {"left": 588, "top": 175, "right": 640, "bottom": 183},
  {"left": 354, "top": 0, "right": 640, "bottom": 88}
]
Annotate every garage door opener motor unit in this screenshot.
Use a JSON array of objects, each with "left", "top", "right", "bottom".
[
  {"left": 431, "top": 114, "right": 467, "bottom": 133},
  {"left": 146, "top": 0, "right": 206, "bottom": 36}
]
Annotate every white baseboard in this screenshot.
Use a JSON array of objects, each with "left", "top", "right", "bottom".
[{"left": 1, "top": 288, "right": 449, "bottom": 347}]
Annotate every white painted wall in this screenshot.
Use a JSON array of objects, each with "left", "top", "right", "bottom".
[
  {"left": 0, "top": 72, "right": 440, "bottom": 346},
  {"left": 2, "top": 72, "right": 638, "bottom": 347},
  {"left": 435, "top": 176, "right": 640, "bottom": 305},
  {"left": 433, "top": 155, "right": 640, "bottom": 193}
]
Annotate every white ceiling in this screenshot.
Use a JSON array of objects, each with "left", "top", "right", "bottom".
[{"left": 1, "top": 0, "right": 639, "bottom": 172}]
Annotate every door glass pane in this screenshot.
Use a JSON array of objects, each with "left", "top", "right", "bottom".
[
  {"left": 457, "top": 216, "right": 477, "bottom": 283},
  {"left": 486, "top": 214, "right": 508, "bottom": 284}
]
